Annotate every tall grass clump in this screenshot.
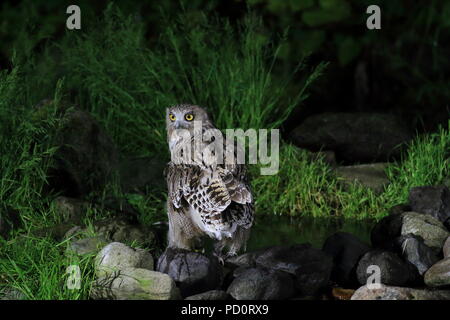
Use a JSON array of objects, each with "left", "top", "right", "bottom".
[{"left": 59, "top": 4, "right": 325, "bottom": 156}]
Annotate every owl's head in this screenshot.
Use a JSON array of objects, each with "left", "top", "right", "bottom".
[{"left": 166, "top": 104, "right": 212, "bottom": 134}]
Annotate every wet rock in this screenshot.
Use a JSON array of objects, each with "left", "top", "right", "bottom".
[
  {"left": 95, "top": 242, "right": 154, "bottom": 278},
  {"left": 351, "top": 284, "right": 450, "bottom": 300},
  {"left": 371, "top": 213, "right": 405, "bottom": 249},
  {"left": 227, "top": 267, "right": 295, "bottom": 300},
  {"left": 335, "top": 163, "right": 389, "bottom": 194},
  {"left": 91, "top": 268, "right": 180, "bottom": 300},
  {"left": 119, "top": 157, "right": 166, "bottom": 193},
  {"left": 185, "top": 290, "right": 230, "bottom": 300},
  {"left": 254, "top": 244, "right": 333, "bottom": 296},
  {"left": 322, "top": 232, "right": 371, "bottom": 287},
  {"left": 331, "top": 287, "right": 355, "bottom": 300},
  {"left": 401, "top": 212, "right": 449, "bottom": 252},
  {"left": 66, "top": 236, "right": 109, "bottom": 256},
  {"left": 290, "top": 112, "right": 411, "bottom": 163},
  {"left": 394, "top": 235, "right": 440, "bottom": 276},
  {"left": 408, "top": 186, "right": 450, "bottom": 223},
  {"left": 156, "top": 248, "right": 222, "bottom": 297},
  {"left": 444, "top": 237, "right": 450, "bottom": 258},
  {"left": 356, "top": 250, "right": 419, "bottom": 286},
  {"left": 424, "top": 258, "right": 450, "bottom": 287},
  {"left": 0, "top": 287, "right": 26, "bottom": 300},
  {"left": 225, "top": 251, "right": 261, "bottom": 269},
  {"left": 48, "top": 108, "right": 119, "bottom": 197}
]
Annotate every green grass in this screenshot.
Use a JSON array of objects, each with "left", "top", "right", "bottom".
[
  {"left": 251, "top": 124, "right": 449, "bottom": 220},
  {"left": 0, "top": 3, "right": 448, "bottom": 299}
]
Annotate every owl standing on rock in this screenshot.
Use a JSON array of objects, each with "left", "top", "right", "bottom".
[{"left": 164, "top": 104, "right": 254, "bottom": 263}]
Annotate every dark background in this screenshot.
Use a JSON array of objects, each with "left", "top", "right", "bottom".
[{"left": 0, "top": 0, "right": 449, "bottom": 136}]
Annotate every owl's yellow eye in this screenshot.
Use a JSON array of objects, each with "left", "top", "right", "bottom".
[
  {"left": 185, "top": 114, "right": 194, "bottom": 121},
  {"left": 169, "top": 114, "right": 176, "bottom": 121}
]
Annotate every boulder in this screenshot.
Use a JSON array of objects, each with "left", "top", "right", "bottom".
[
  {"left": 322, "top": 232, "right": 371, "bottom": 287},
  {"left": 185, "top": 290, "right": 230, "bottom": 300},
  {"left": 424, "top": 258, "right": 450, "bottom": 287},
  {"left": 90, "top": 268, "right": 180, "bottom": 300},
  {"left": 401, "top": 212, "right": 449, "bottom": 252},
  {"left": 371, "top": 213, "right": 405, "bottom": 249},
  {"left": 156, "top": 248, "right": 222, "bottom": 297},
  {"left": 444, "top": 237, "right": 450, "bottom": 258},
  {"left": 394, "top": 235, "right": 440, "bottom": 276},
  {"left": 408, "top": 186, "right": 450, "bottom": 223},
  {"left": 351, "top": 284, "right": 450, "bottom": 300},
  {"left": 227, "top": 267, "right": 295, "bottom": 300},
  {"left": 90, "top": 216, "right": 156, "bottom": 247},
  {"left": 95, "top": 242, "right": 154, "bottom": 278},
  {"left": 334, "top": 163, "right": 389, "bottom": 194},
  {"left": 119, "top": 157, "right": 166, "bottom": 193},
  {"left": 289, "top": 112, "right": 411, "bottom": 163},
  {"left": 66, "top": 236, "right": 109, "bottom": 256},
  {"left": 356, "top": 250, "right": 419, "bottom": 286},
  {"left": 254, "top": 244, "right": 333, "bottom": 296},
  {"left": 48, "top": 108, "right": 119, "bottom": 197}
]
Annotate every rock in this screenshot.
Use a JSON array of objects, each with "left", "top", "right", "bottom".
[
  {"left": 335, "top": 163, "right": 389, "bottom": 194},
  {"left": 401, "top": 212, "right": 449, "bottom": 252},
  {"left": 91, "top": 268, "right": 180, "bottom": 300},
  {"left": 444, "top": 237, "right": 450, "bottom": 258},
  {"left": 331, "top": 287, "right": 355, "bottom": 300},
  {"left": 156, "top": 248, "right": 222, "bottom": 297},
  {"left": 48, "top": 108, "right": 119, "bottom": 197},
  {"left": 309, "top": 150, "right": 337, "bottom": 167},
  {"left": 351, "top": 284, "right": 450, "bottom": 300},
  {"left": 322, "top": 232, "right": 371, "bottom": 287},
  {"left": 92, "top": 216, "right": 156, "bottom": 247},
  {"left": 371, "top": 213, "right": 405, "bottom": 249},
  {"left": 185, "top": 290, "right": 230, "bottom": 300},
  {"left": 95, "top": 242, "right": 154, "bottom": 278},
  {"left": 254, "top": 244, "right": 333, "bottom": 296},
  {"left": 53, "top": 196, "right": 88, "bottom": 224},
  {"left": 408, "top": 186, "right": 450, "bottom": 223},
  {"left": 290, "top": 112, "right": 411, "bottom": 163},
  {"left": 388, "top": 203, "right": 411, "bottom": 216},
  {"left": 66, "top": 236, "right": 109, "bottom": 256},
  {"left": 227, "top": 267, "right": 295, "bottom": 300},
  {"left": 424, "top": 258, "right": 450, "bottom": 287},
  {"left": 356, "top": 250, "right": 418, "bottom": 286},
  {"left": 225, "top": 251, "right": 260, "bottom": 269},
  {"left": 394, "top": 235, "right": 440, "bottom": 276},
  {"left": 0, "top": 287, "right": 26, "bottom": 300},
  {"left": 119, "top": 157, "right": 166, "bottom": 193}
]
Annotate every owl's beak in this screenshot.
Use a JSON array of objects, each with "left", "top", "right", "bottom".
[{"left": 174, "top": 121, "right": 181, "bottom": 129}]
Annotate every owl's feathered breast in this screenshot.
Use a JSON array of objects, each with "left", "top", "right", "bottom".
[{"left": 166, "top": 142, "right": 254, "bottom": 240}]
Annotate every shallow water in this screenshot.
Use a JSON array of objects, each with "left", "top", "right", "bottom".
[{"left": 247, "top": 215, "right": 375, "bottom": 251}]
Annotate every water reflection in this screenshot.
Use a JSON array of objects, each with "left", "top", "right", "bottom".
[{"left": 248, "top": 215, "right": 375, "bottom": 250}]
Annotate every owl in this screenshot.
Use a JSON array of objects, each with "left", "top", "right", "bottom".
[{"left": 165, "top": 104, "right": 254, "bottom": 262}]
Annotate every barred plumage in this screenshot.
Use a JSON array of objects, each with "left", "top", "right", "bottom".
[{"left": 165, "top": 104, "right": 254, "bottom": 260}]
